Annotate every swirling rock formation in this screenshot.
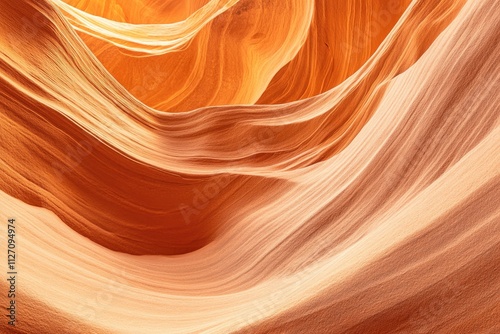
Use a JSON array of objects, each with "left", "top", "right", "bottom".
[{"left": 0, "top": 0, "right": 498, "bottom": 333}]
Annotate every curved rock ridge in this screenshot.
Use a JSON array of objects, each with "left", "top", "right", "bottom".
[{"left": 0, "top": 0, "right": 499, "bottom": 333}]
